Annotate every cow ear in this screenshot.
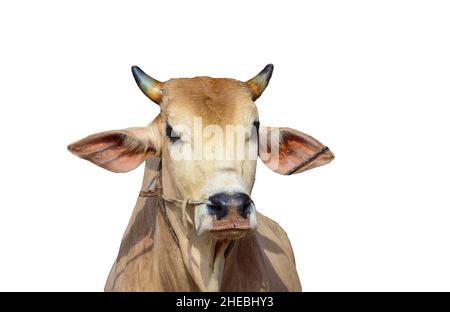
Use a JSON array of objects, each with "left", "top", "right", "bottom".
[
  {"left": 258, "top": 126, "right": 334, "bottom": 175},
  {"left": 68, "top": 127, "right": 159, "bottom": 173}
]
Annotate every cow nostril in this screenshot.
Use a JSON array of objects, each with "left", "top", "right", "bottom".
[
  {"left": 207, "top": 203, "right": 228, "bottom": 220},
  {"left": 238, "top": 201, "right": 252, "bottom": 219}
]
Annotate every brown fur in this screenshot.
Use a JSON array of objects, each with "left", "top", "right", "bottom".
[
  {"left": 104, "top": 157, "right": 301, "bottom": 291},
  {"left": 162, "top": 77, "right": 256, "bottom": 127},
  {"left": 69, "top": 68, "right": 333, "bottom": 292}
]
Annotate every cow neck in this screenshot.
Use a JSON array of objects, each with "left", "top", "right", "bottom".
[
  {"left": 139, "top": 189, "right": 212, "bottom": 235},
  {"left": 138, "top": 156, "right": 235, "bottom": 291},
  {"left": 140, "top": 190, "right": 235, "bottom": 259}
]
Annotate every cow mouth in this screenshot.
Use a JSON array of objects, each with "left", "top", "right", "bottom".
[
  {"left": 210, "top": 229, "right": 251, "bottom": 240},
  {"left": 209, "top": 213, "right": 252, "bottom": 240}
]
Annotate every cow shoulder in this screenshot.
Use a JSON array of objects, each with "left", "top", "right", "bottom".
[
  {"left": 221, "top": 212, "right": 301, "bottom": 291},
  {"left": 255, "top": 212, "right": 296, "bottom": 262},
  {"left": 254, "top": 212, "right": 302, "bottom": 291}
]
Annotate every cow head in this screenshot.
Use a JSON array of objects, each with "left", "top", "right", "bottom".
[{"left": 68, "top": 65, "right": 334, "bottom": 241}]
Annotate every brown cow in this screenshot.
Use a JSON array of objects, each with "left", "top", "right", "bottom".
[{"left": 68, "top": 65, "right": 334, "bottom": 291}]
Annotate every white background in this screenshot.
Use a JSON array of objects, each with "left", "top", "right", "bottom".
[{"left": 1, "top": 1, "right": 449, "bottom": 291}]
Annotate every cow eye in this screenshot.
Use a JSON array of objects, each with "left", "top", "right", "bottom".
[
  {"left": 253, "top": 120, "right": 260, "bottom": 131},
  {"left": 166, "top": 124, "right": 181, "bottom": 143}
]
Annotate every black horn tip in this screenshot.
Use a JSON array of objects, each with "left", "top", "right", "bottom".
[
  {"left": 262, "top": 64, "right": 274, "bottom": 79},
  {"left": 131, "top": 65, "right": 144, "bottom": 80},
  {"left": 264, "top": 63, "right": 274, "bottom": 72},
  {"left": 130, "top": 65, "right": 163, "bottom": 104}
]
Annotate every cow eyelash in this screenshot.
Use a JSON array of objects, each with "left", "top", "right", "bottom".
[{"left": 166, "top": 124, "right": 181, "bottom": 143}]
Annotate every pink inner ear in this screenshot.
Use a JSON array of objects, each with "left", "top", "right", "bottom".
[
  {"left": 259, "top": 127, "right": 334, "bottom": 175},
  {"left": 69, "top": 133, "right": 123, "bottom": 156},
  {"left": 91, "top": 146, "right": 129, "bottom": 163},
  {"left": 100, "top": 151, "right": 152, "bottom": 173},
  {"left": 68, "top": 131, "right": 153, "bottom": 173}
]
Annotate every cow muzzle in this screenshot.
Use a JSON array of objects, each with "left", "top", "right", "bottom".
[{"left": 207, "top": 192, "right": 256, "bottom": 240}]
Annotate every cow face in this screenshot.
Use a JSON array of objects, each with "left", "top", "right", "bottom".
[
  {"left": 68, "top": 65, "right": 334, "bottom": 241},
  {"left": 157, "top": 76, "right": 260, "bottom": 240}
]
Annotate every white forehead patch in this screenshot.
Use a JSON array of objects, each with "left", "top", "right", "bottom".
[{"left": 201, "top": 171, "right": 246, "bottom": 198}]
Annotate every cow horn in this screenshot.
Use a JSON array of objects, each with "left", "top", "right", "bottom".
[
  {"left": 131, "top": 66, "right": 163, "bottom": 104},
  {"left": 246, "top": 64, "right": 274, "bottom": 101}
]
